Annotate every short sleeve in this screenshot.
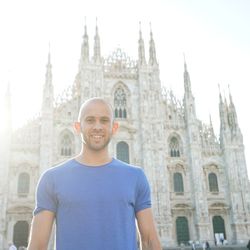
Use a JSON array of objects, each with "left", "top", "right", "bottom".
[
  {"left": 33, "top": 170, "right": 57, "bottom": 215},
  {"left": 134, "top": 168, "right": 151, "bottom": 213}
]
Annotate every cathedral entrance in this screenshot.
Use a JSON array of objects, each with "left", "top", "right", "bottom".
[
  {"left": 212, "top": 216, "right": 226, "bottom": 242},
  {"left": 13, "top": 221, "right": 29, "bottom": 248},
  {"left": 176, "top": 216, "right": 190, "bottom": 245}
]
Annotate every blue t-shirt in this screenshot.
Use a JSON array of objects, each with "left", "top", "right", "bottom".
[{"left": 34, "top": 158, "right": 151, "bottom": 250}]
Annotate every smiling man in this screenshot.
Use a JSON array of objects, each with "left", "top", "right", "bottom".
[{"left": 27, "top": 97, "right": 162, "bottom": 250}]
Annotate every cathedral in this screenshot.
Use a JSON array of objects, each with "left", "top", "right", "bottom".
[{"left": 0, "top": 23, "right": 250, "bottom": 249}]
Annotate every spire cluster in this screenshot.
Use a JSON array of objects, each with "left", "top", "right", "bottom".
[
  {"left": 218, "top": 85, "right": 240, "bottom": 141},
  {"left": 138, "top": 22, "right": 158, "bottom": 67},
  {"left": 79, "top": 20, "right": 102, "bottom": 67}
]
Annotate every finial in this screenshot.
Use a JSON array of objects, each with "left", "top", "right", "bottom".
[
  {"left": 218, "top": 83, "right": 222, "bottom": 96},
  {"left": 139, "top": 21, "right": 142, "bottom": 38},
  {"left": 47, "top": 42, "right": 51, "bottom": 64},
  {"left": 149, "top": 22, "right": 152, "bottom": 36},
  {"left": 228, "top": 84, "right": 233, "bottom": 103},
  {"left": 223, "top": 89, "right": 227, "bottom": 104},
  {"left": 228, "top": 84, "right": 231, "bottom": 94},
  {"left": 183, "top": 53, "right": 187, "bottom": 71},
  {"left": 95, "top": 17, "right": 99, "bottom": 35},
  {"left": 209, "top": 114, "right": 212, "bottom": 125},
  {"left": 83, "top": 17, "right": 88, "bottom": 37}
]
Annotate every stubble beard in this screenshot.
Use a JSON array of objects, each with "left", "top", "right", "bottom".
[{"left": 82, "top": 135, "right": 112, "bottom": 152}]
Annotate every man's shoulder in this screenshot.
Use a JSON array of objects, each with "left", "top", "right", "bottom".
[
  {"left": 112, "top": 158, "right": 144, "bottom": 174},
  {"left": 42, "top": 158, "right": 76, "bottom": 177}
]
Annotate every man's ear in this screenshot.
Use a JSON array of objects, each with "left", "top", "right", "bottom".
[
  {"left": 112, "top": 122, "right": 119, "bottom": 134},
  {"left": 74, "top": 122, "right": 81, "bottom": 134}
]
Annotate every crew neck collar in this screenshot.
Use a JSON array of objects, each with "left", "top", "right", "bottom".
[{"left": 72, "top": 157, "right": 115, "bottom": 168}]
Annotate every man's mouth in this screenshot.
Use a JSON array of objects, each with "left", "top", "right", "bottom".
[{"left": 92, "top": 135, "right": 103, "bottom": 140}]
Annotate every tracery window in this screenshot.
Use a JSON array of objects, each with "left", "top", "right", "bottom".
[
  {"left": 60, "top": 134, "right": 73, "bottom": 156},
  {"left": 174, "top": 172, "right": 184, "bottom": 193},
  {"left": 18, "top": 173, "right": 30, "bottom": 196},
  {"left": 116, "top": 141, "right": 129, "bottom": 163},
  {"left": 208, "top": 173, "right": 219, "bottom": 192},
  {"left": 114, "top": 87, "right": 127, "bottom": 119},
  {"left": 170, "top": 137, "right": 180, "bottom": 157}
]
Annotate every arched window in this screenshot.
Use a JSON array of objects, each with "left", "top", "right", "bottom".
[
  {"left": 170, "top": 137, "right": 180, "bottom": 157},
  {"left": 18, "top": 173, "right": 30, "bottom": 196},
  {"left": 208, "top": 173, "right": 219, "bottom": 192},
  {"left": 114, "top": 87, "right": 127, "bottom": 119},
  {"left": 60, "top": 134, "right": 73, "bottom": 156},
  {"left": 13, "top": 221, "right": 29, "bottom": 248},
  {"left": 174, "top": 173, "right": 184, "bottom": 193},
  {"left": 176, "top": 217, "right": 190, "bottom": 245},
  {"left": 116, "top": 141, "right": 129, "bottom": 163}
]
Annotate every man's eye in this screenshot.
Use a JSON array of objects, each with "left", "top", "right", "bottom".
[
  {"left": 86, "top": 118, "right": 94, "bottom": 123},
  {"left": 101, "top": 118, "right": 109, "bottom": 123}
]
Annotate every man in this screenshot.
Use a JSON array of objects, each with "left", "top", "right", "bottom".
[{"left": 28, "top": 97, "right": 162, "bottom": 250}]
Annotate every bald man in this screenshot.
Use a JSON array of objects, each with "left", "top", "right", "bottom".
[{"left": 28, "top": 97, "right": 161, "bottom": 250}]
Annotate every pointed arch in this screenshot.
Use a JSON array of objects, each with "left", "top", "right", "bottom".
[
  {"left": 169, "top": 135, "right": 182, "bottom": 157},
  {"left": 60, "top": 130, "right": 75, "bottom": 157},
  {"left": 116, "top": 141, "right": 130, "bottom": 163},
  {"left": 208, "top": 173, "right": 219, "bottom": 192},
  {"left": 112, "top": 82, "right": 130, "bottom": 119},
  {"left": 17, "top": 173, "right": 30, "bottom": 197},
  {"left": 114, "top": 87, "right": 127, "bottom": 118}
]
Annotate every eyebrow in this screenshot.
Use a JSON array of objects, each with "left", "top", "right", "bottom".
[{"left": 84, "top": 116, "right": 111, "bottom": 120}]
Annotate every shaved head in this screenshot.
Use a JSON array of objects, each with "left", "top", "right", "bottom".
[{"left": 78, "top": 97, "right": 114, "bottom": 122}]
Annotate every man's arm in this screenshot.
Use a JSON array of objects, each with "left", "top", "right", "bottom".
[
  {"left": 27, "top": 210, "right": 55, "bottom": 250},
  {"left": 136, "top": 208, "right": 162, "bottom": 250}
]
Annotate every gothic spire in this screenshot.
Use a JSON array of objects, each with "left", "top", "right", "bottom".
[
  {"left": 228, "top": 85, "right": 235, "bottom": 108},
  {"left": 81, "top": 18, "right": 89, "bottom": 63},
  {"left": 209, "top": 114, "right": 215, "bottom": 138},
  {"left": 45, "top": 47, "right": 52, "bottom": 87},
  {"left": 227, "top": 85, "right": 239, "bottom": 130},
  {"left": 42, "top": 49, "right": 54, "bottom": 111},
  {"left": 93, "top": 18, "right": 101, "bottom": 64},
  {"left": 148, "top": 23, "right": 158, "bottom": 66},
  {"left": 183, "top": 55, "right": 192, "bottom": 96},
  {"left": 183, "top": 56, "right": 197, "bottom": 120},
  {"left": 138, "top": 22, "right": 146, "bottom": 66},
  {"left": 218, "top": 84, "right": 229, "bottom": 133}
]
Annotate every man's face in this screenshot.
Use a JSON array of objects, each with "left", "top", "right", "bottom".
[{"left": 78, "top": 100, "right": 116, "bottom": 152}]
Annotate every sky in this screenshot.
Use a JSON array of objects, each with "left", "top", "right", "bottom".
[{"left": 0, "top": 0, "right": 250, "bottom": 177}]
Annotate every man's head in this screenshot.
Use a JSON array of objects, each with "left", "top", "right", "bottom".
[{"left": 75, "top": 97, "right": 118, "bottom": 152}]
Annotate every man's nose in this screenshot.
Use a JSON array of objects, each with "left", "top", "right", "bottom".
[{"left": 93, "top": 120, "right": 102, "bottom": 129}]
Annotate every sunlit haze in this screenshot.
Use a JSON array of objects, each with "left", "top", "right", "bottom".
[{"left": 0, "top": 0, "right": 250, "bottom": 178}]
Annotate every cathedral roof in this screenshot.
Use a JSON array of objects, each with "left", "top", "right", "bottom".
[{"left": 104, "top": 48, "right": 137, "bottom": 79}]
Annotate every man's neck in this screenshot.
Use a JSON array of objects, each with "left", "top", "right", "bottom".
[{"left": 75, "top": 148, "right": 112, "bottom": 167}]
